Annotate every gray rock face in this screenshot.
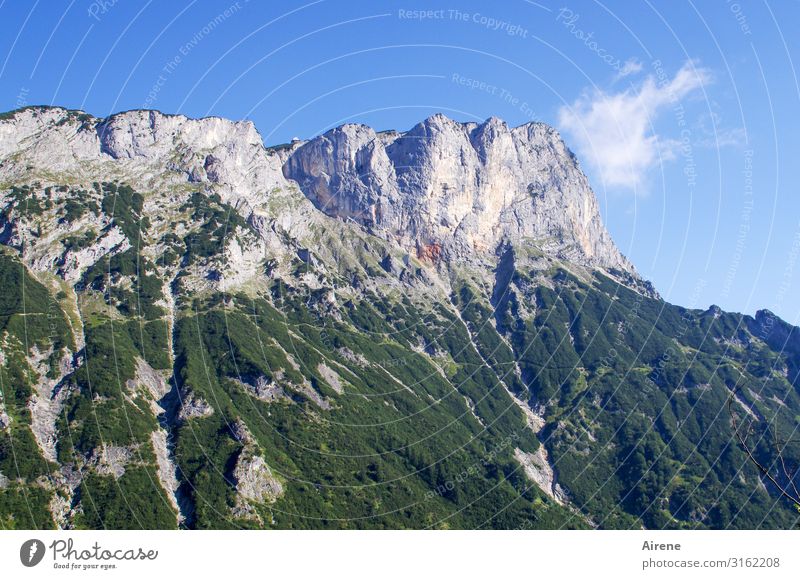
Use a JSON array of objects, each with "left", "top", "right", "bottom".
[
  {"left": 317, "top": 363, "right": 345, "bottom": 394},
  {"left": 89, "top": 444, "right": 133, "bottom": 479},
  {"left": 231, "top": 375, "right": 286, "bottom": 403},
  {"left": 177, "top": 390, "right": 214, "bottom": 421},
  {"left": 26, "top": 345, "right": 75, "bottom": 462},
  {"left": 233, "top": 453, "right": 283, "bottom": 504},
  {"left": 150, "top": 429, "right": 183, "bottom": 523},
  {"left": 0, "top": 106, "right": 289, "bottom": 214},
  {"left": 514, "top": 446, "right": 567, "bottom": 505},
  {"left": 128, "top": 358, "right": 170, "bottom": 402},
  {"left": 0, "top": 106, "right": 326, "bottom": 298},
  {"left": 0, "top": 106, "right": 645, "bottom": 294},
  {"left": 0, "top": 348, "right": 9, "bottom": 430},
  {"left": 284, "top": 113, "right": 635, "bottom": 273},
  {"left": 229, "top": 420, "right": 283, "bottom": 523}
]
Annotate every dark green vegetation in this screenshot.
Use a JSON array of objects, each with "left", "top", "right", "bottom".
[
  {"left": 159, "top": 261, "right": 800, "bottom": 529},
  {"left": 0, "top": 251, "right": 71, "bottom": 528},
  {"left": 169, "top": 295, "right": 571, "bottom": 529},
  {"left": 75, "top": 467, "right": 176, "bottom": 529},
  {"left": 1, "top": 181, "right": 799, "bottom": 529},
  {"left": 180, "top": 191, "right": 251, "bottom": 265},
  {"left": 488, "top": 262, "right": 800, "bottom": 529}
]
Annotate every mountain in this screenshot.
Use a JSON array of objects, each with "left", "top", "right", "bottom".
[
  {"left": 0, "top": 105, "right": 797, "bottom": 529},
  {"left": 284, "top": 114, "right": 635, "bottom": 273}
]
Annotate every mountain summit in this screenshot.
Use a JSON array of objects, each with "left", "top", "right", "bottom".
[
  {"left": 0, "top": 106, "right": 643, "bottom": 287},
  {"left": 285, "top": 113, "right": 633, "bottom": 273},
  {"left": 0, "top": 106, "right": 797, "bottom": 530}
]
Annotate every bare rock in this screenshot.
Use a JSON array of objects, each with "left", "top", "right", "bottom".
[
  {"left": 289, "top": 381, "right": 331, "bottom": 411},
  {"left": 0, "top": 404, "right": 9, "bottom": 431},
  {"left": 232, "top": 375, "right": 285, "bottom": 403},
  {"left": 317, "top": 362, "right": 345, "bottom": 394},
  {"left": 59, "top": 226, "right": 129, "bottom": 282},
  {"left": 380, "top": 254, "right": 404, "bottom": 277},
  {"left": 150, "top": 429, "right": 183, "bottom": 523},
  {"left": 285, "top": 114, "right": 638, "bottom": 276},
  {"left": 49, "top": 492, "right": 73, "bottom": 529},
  {"left": 514, "top": 446, "right": 566, "bottom": 505},
  {"left": 233, "top": 452, "right": 283, "bottom": 504},
  {"left": 177, "top": 390, "right": 214, "bottom": 421},
  {"left": 127, "top": 357, "right": 170, "bottom": 402},
  {"left": 89, "top": 444, "right": 133, "bottom": 479},
  {"left": 337, "top": 347, "right": 369, "bottom": 367},
  {"left": 230, "top": 419, "right": 255, "bottom": 446},
  {"left": 26, "top": 345, "right": 75, "bottom": 462},
  {"left": 228, "top": 420, "right": 283, "bottom": 523},
  {"left": 0, "top": 107, "right": 651, "bottom": 300}
]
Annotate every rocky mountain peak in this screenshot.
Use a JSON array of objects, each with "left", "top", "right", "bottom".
[
  {"left": 285, "top": 112, "right": 635, "bottom": 274},
  {"left": 0, "top": 106, "right": 641, "bottom": 287},
  {"left": 96, "top": 109, "right": 261, "bottom": 160}
]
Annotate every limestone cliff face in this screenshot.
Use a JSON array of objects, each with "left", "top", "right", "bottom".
[
  {"left": 0, "top": 106, "right": 640, "bottom": 284},
  {"left": 0, "top": 107, "right": 313, "bottom": 292},
  {"left": 284, "top": 113, "right": 634, "bottom": 273},
  {"left": 0, "top": 106, "right": 291, "bottom": 215}
]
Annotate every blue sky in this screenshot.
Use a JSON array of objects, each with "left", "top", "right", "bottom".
[{"left": 1, "top": 0, "right": 799, "bottom": 323}]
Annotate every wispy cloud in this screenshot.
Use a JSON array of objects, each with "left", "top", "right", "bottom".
[
  {"left": 694, "top": 110, "right": 747, "bottom": 148},
  {"left": 558, "top": 60, "right": 711, "bottom": 191},
  {"left": 615, "top": 58, "right": 643, "bottom": 80}
]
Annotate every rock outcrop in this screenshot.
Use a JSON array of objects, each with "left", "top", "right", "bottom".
[
  {"left": 284, "top": 114, "right": 635, "bottom": 273},
  {"left": 177, "top": 390, "right": 214, "bottom": 422},
  {"left": 229, "top": 420, "right": 283, "bottom": 524},
  {"left": 88, "top": 444, "right": 133, "bottom": 479},
  {"left": 0, "top": 106, "right": 644, "bottom": 292},
  {"left": 514, "top": 446, "right": 567, "bottom": 505},
  {"left": 26, "top": 345, "right": 75, "bottom": 462}
]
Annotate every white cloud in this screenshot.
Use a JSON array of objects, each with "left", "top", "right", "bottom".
[
  {"left": 558, "top": 60, "right": 711, "bottom": 191},
  {"left": 694, "top": 111, "right": 746, "bottom": 148},
  {"left": 615, "top": 58, "right": 643, "bottom": 80}
]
